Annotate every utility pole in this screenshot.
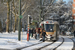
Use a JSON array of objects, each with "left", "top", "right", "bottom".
[
  {"left": 18, "top": 0, "right": 21, "bottom": 41},
  {"left": 27, "top": 15, "right": 32, "bottom": 41},
  {"left": 27, "top": 15, "right": 30, "bottom": 41}
]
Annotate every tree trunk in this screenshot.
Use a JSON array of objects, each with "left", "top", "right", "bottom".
[
  {"left": 0, "top": 20, "right": 2, "bottom": 33},
  {"left": 12, "top": 0, "right": 17, "bottom": 32},
  {"left": 13, "top": 12, "right": 17, "bottom": 32},
  {"left": 16, "top": 12, "right": 19, "bottom": 30},
  {"left": 6, "top": 0, "right": 10, "bottom": 32}
]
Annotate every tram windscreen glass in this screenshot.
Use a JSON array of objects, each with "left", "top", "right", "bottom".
[{"left": 45, "top": 24, "right": 54, "bottom": 32}]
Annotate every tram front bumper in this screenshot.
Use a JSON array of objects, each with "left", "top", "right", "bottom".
[{"left": 46, "top": 35, "right": 54, "bottom": 40}]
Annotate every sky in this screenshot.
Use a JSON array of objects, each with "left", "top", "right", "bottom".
[
  {"left": 56, "top": 0, "right": 73, "bottom": 3},
  {"left": 63, "top": 0, "right": 69, "bottom": 3},
  {"left": 63, "top": 0, "right": 73, "bottom": 3}
]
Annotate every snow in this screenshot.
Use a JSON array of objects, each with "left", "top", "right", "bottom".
[
  {"left": 0, "top": 31, "right": 74, "bottom": 50},
  {"left": 66, "top": 32, "right": 71, "bottom": 35},
  {"left": 22, "top": 42, "right": 52, "bottom": 50},
  {"left": 0, "top": 31, "right": 41, "bottom": 50},
  {"left": 41, "top": 37, "right": 63, "bottom": 50},
  {"left": 57, "top": 37, "right": 73, "bottom": 50}
]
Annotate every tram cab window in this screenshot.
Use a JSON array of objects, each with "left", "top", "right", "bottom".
[{"left": 45, "top": 24, "right": 54, "bottom": 32}]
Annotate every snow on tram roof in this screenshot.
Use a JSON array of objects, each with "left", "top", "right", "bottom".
[{"left": 40, "top": 20, "right": 59, "bottom": 26}]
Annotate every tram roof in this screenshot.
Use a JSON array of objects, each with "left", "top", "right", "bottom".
[{"left": 40, "top": 20, "right": 59, "bottom": 26}]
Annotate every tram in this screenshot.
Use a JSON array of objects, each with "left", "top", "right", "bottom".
[{"left": 40, "top": 20, "right": 59, "bottom": 41}]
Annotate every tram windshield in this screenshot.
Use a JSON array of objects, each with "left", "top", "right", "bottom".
[{"left": 45, "top": 24, "right": 54, "bottom": 32}]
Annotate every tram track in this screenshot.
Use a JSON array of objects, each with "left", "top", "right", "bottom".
[
  {"left": 33, "top": 42, "right": 54, "bottom": 50},
  {"left": 40, "top": 37, "right": 64, "bottom": 50},
  {"left": 20, "top": 41, "right": 53, "bottom": 50},
  {"left": 53, "top": 37, "right": 64, "bottom": 50},
  {"left": 20, "top": 37, "right": 63, "bottom": 50},
  {"left": 16, "top": 42, "right": 43, "bottom": 50},
  {"left": 16, "top": 37, "right": 73, "bottom": 50},
  {"left": 56, "top": 37, "right": 73, "bottom": 50}
]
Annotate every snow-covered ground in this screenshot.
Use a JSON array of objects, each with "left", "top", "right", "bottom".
[
  {"left": 0, "top": 31, "right": 41, "bottom": 50},
  {"left": 57, "top": 38, "right": 73, "bottom": 50},
  {"left": 0, "top": 31, "right": 74, "bottom": 50}
]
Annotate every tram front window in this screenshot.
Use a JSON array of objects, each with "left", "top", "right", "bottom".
[{"left": 45, "top": 24, "right": 54, "bottom": 32}]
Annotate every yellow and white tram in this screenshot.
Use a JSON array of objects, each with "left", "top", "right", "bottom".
[{"left": 40, "top": 20, "right": 59, "bottom": 41}]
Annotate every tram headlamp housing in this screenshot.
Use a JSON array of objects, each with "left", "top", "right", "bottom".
[{"left": 46, "top": 21, "right": 49, "bottom": 23}]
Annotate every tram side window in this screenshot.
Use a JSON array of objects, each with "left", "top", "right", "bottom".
[{"left": 46, "top": 24, "right": 54, "bottom": 32}]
